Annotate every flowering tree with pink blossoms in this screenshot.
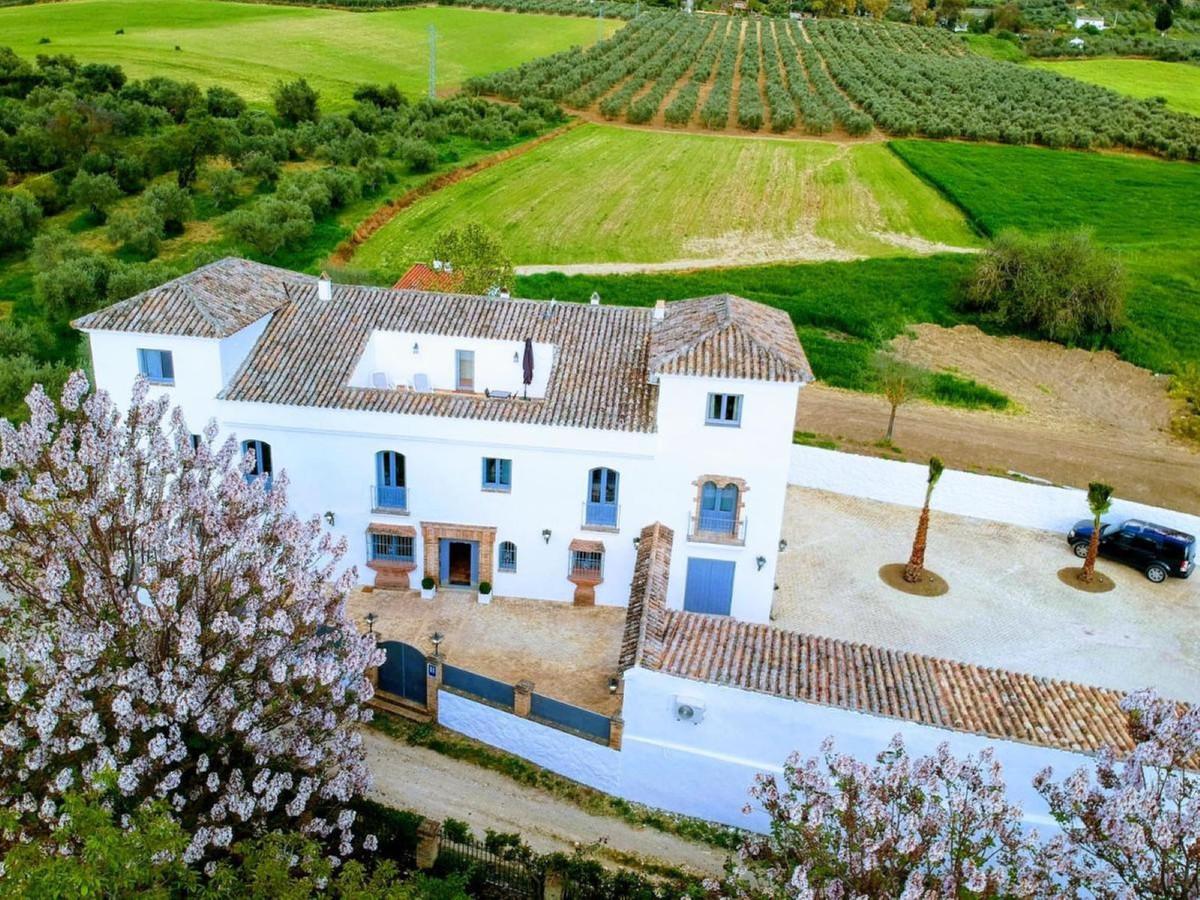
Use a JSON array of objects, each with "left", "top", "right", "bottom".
[
  {"left": 1033, "top": 689, "right": 1200, "bottom": 899},
  {"left": 720, "top": 736, "right": 1051, "bottom": 899},
  {"left": 0, "top": 374, "right": 383, "bottom": 866}
]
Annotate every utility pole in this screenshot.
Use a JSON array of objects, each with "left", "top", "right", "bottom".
[
  {"left": 428, "top": 24, "right": 437, "bottom": 100},
  {"left": 597, "top": 6, "right": 604, "bottom": 42}
]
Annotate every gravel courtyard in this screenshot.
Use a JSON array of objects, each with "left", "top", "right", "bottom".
[{"left": 773, "top": 487, "right": 1200, "bottom": 703}]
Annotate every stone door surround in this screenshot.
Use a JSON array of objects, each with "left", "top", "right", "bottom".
[{"left": 421, "top": 521, "right": 498, "bottom": 587}]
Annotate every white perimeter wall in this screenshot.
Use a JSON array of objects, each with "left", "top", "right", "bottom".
[
  {"left": 789, "top": 445, "right": 1200, "bottom": 538},
  {"left": 437, "top": 668, "right": 1093, "bottom": 835},
  {"left": 437, "top": 690, "right": 620, "bottom": 794}
]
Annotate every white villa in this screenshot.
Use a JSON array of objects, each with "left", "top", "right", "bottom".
[
  {"left": 1073, "top": 14, "right": 1105, "bottom": 29},
  {"left": 75, "top": 258, "right": 812, "bottom": 624}
]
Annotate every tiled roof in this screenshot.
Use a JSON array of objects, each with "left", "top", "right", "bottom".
[
  {"left": 619, "top": 522, "right": 673, "bottom": 673},
  {"left": 75, "top": 260, "right": 812, "bottom": 432},
  {"left": 392, "top": 263, "right": 464, "bottom": 293},
  {"left": 649, "top": 294, "right": 813, "bottom": 384},
  {"left": 652, "top": 611, "right": 1137, "bottom": 756},
  {"left": 568, "top": 538, "right": 606, "bottom": 554},
  {"left": 72, "top": 258, "right": 307, "bottom": 338},
  {"left": 223, "top": 280, "right": 661, "bottom": 432}
]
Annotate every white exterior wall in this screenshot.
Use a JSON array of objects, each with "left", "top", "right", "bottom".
[
  {"left": 655, "top": 375, "right": 800, "bottom": 622},
  {"left": 618, "top": 668, "right": 1091, "bottom": 832},
  {"left": 435, "top": 666, "right": 1093, "bottom": 834},
  {"left": 437, "top": 690, "right": 620, "bottom": 794},
  {"left": 789, "top": 445, "right": 1200, "bottom": 538},
  {"left": 83, "top": 328, "right": 801, "bottom": 620}
]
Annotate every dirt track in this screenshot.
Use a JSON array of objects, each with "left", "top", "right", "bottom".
[
  {"left": 363, "top": 730, "right": 730, "bottom": 878},
  {"left": 797, "top": 385, "right": 1200, "bottom": 515}
]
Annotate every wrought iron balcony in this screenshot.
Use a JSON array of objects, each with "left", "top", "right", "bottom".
[
  {"left": 687, "top": 512, "right": 747, "bottom": 545},
  {"left": 582, "top": 500, "right": 620, "bottom": 530}
]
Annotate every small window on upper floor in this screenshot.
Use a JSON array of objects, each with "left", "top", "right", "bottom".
[
  {"left": 706, "top": 392, "right": 742, "bottom": 427},
  {"left": 456, "top": 349, "right": 475, "bottom": 392},
  {"left": 138, "top": 349, "right": 175, "bottom": 385},
  {"left": 481, "top": 457, "right": 512, "bottom": 492}
]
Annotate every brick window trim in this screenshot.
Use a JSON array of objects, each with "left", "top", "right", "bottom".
[
  {"left": 420, "top": 521, "right": 498, "bottom": 587},
  {"left": 690, "top": 474, "right": 749, "bottom": 543}
]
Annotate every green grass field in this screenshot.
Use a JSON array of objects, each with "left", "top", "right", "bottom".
[
  {"left": 0, "top": 0, "right": 615, "bottom": 105},
  {"left": 889, "top": 140, "right": 1200, "bottom": 373},
  {"left": 352, "top": 124, "right": 980, "bottom": 272},
  {"left": 1030, "top": 58, "right": 1200, "bottom": 117}
]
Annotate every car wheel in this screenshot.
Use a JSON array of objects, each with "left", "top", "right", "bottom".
[
  {"left": 1146, "top": 564, "right": 1168, "bottom": 583},
  {"left": 1072, "top": 541, "right": 1089, "bottom": 559}
]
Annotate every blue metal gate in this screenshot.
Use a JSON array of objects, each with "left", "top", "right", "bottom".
[
  {"left": 377, "top": 640, "right": 427, "bottom": 706},
  {"left": 683, "top": 557, "right": 735, "bottom": 616}
]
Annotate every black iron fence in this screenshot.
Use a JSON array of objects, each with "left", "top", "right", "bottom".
[
  {"left": 435, "top": 833, "right": 543, "bottom": 899},
  {"left": 530, "top": 692, "right": 611, "bottom": 744}
]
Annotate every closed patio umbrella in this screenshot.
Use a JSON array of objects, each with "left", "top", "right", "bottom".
[{"left": 522, "top": 337, "right": 534, "bottom": 400}]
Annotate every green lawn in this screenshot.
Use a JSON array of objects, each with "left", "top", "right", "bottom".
[
  {"left": 1030, "top": 58, "right": 1200, "bottom": 117},
  {"left": 515, "top": 256, "right": 991, "bottom": 398},
  {"left": 352, "top": 124, "right": 980, "bottom": 273},
  {"left": 0, "top": 0, "right": 615, "bottom": 105},
  {"left": 890, "top": 140, "right": 1200, "bottom": 372}
]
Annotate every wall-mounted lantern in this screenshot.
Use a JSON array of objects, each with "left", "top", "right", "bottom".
[
  {"left": 324, "top": 511, "right": 336, "bottom": 526},
  {"left": 756, "top": 555, "right": 767, "bottom": 571},
  {"left": 778, "top": 538, "right": 788, "bottom": 552},
  {"left": 412, "top": 342, "right": 420, "bottom": 355},
  {"left": 541, "top": 528, "right": 552, "bottom": 544},
  {"left": 365, "top": 612, "right": 378, "bottom": 634}
]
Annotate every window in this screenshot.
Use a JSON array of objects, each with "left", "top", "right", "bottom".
[
  {"left": 137, "top": 349, "right": 175, "bottom": 385},
  {"left": 569, "top": 550, "right": 603, "bottom": 578},
  {"left": 706, "top": 393, "right": 742, "bottom": 427},
  {"left": 499, "top": 541, "right": 517, "bottom": 572},
  {"left": 699, "top": 481, "right": 739, "bottom": 535},
  {"left": 189, "top": 434, "right": 202, "bottom": 451},
  {"left": 375, "top": 451, "right": 407, "bottom": 511},
  {"left": 481, "top": 457, "right": 512, "bottom": 491},
  {"left": 370, "top": 533, "right": 414, "bottom": 563},
  {"left": 584, "top": 467, "right": 619, "bottom": 528},
  {"left": 456, "top": 350, "right": 475, "bottom": 391},
  {"left": 241, "top": 439, "right": 272, "bottom": 489}
]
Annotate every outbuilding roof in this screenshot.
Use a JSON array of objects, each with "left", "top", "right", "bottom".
[
  {"left": 620, "top": 521, "right": 1144, "bottom": 757},
  {"left": 72, "top": 258, "right": 309, "bottom": 338}
]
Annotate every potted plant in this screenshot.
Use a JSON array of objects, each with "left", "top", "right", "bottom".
[
  {"left": 477, "top": 581, "right": 492, "bottom": 605},
  {"left": 420, "top": 576, "right": 436, "bottom": 600}
]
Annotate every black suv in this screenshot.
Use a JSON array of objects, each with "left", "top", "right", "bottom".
[{"left": 1067, "top": 519, "right": 1196, "bottom": 583}]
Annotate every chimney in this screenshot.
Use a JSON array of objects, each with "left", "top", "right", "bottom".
[
  {"left": 653, "top": 299, "right": 666, "bottom": 321},
  {"left": 499, "top": 287, "right": 511, "bottom": 300},
  {"left": 317, "top": 271, "right": 332, "bottom": 302},
  {"left": 589, "top": 292, "right": 601, "bottom": 306},
  {"left": 432, "top": 259, "right": 443, "bottom": 271}
]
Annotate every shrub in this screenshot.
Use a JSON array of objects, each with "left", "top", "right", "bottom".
[
  {"left": 205, "top": 84, "right": 247, "bottom": 118},
  {"left": 239, "top": 149, "right": 282, "bottom": 183},
  {"left": 0, "top": 189, "right": 43, "bottom": 252},
  {"left": 207, "top": 167, "right": 243, "bottom": 210},
  {"left": 142, "top": 181, "right": 193, "bottom": 235},
  {"left": 421, "top": 576, "right": 436, "bottom": 590},
  {"left": 106, "top": 203, "right": 164, "bottom": 256},
  {"left": 400, "top": 138, "right": 439, "bottom": 173},
  {"left": 226, "top": 196, "right": 314, "bottom": 256},
  {"left": 67, "top": 170, "right": 123, "bottom": 221},
  {"left": 273, "top": 77, "right": 320, "bottom": 125},
  {"left": 960, "top": 228, "right": 1126, "bottom": 344}
]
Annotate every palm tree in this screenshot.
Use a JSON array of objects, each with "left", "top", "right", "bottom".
[
  {"left": 1080, "top": 482, "right": 1114, "bottom": 583},
  {"left": 904, "top": 457, "right": 944, "bottom": 584}
]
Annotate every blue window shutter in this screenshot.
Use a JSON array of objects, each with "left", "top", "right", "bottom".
[
  {"left": 137, "top": 349, "right": 148, "bottom": 377},
  {"left": 160, "top": 351, "right": 174, "bottom": 381}
]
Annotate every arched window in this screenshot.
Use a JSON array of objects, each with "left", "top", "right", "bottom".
[
  {"left": 498, "top": 541, "right": 517, "bottom": 572},
  {"left": 584, "top": 467, "right": 619, "bottom": 528},
  {"left": 375, "top": 451, "right": 407, "bottom": 511},
  {"left": 242, "top": 439, "right": 272, "bottom": 490},
  {"left": 699, "top": 480, "right": 738, "bottom": 534}
]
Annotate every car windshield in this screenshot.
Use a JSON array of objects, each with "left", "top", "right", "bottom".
[{"left": 1101, "top": 523, "right": 1120, "bottom": 536}]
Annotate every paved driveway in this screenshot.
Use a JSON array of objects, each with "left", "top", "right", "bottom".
[{"left": 773, "top": 487, "right": 1200, "bottom": 703}]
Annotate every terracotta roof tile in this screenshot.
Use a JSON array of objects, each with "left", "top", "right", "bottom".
[
  {"left": 568, "top": 538, "right": 606, "bottom": 554},
  {"left": 649, "top": 610, "right": 1141, "bottom": 757},
  {"left": 619, "top": 522, "right": 673, "bottom": 673},
  {"left": 72, "top": 258, "right": 307, "bottom": 338},
  {"left": 392, "top": 263, "right": 464, "bottom": 293},
  {"left": 649, "top": 294, "right": 813, "bottom": 384}
]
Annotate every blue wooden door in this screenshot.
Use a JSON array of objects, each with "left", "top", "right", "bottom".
[
  {"left": 586, "top": 467, "right": 619, "bottom": 527},
  {"left": 683, "top": 557, "right": 735, "bottom": 616}
]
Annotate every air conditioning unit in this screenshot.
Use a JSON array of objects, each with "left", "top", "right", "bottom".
[{"left": 674, "top": 696, "right": 706, "bottom": 725}]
